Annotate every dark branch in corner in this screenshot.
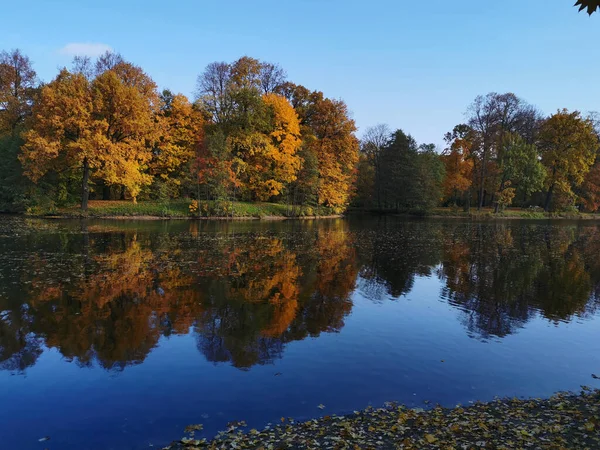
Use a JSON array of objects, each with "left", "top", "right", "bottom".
[{"left": 575, "top": 0, "right": 600, "bottom": 15}]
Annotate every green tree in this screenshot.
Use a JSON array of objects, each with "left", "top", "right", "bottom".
[
  {"left": 361, "top": 124, "right": 391, "bottom": 209},
  {"left": 417, "top": 144, "right": 445, "bottom": 211},
  {"left": 494, "top": 134, "right": 546, "bottom": 212},
  {"left": 466, "top": 93, "right": 540, "bottom": 209}
]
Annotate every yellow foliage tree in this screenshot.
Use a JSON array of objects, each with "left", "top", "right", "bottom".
[
  {"left": 262, "top": 93, "right": 301, "bottom": 196},
  {"left": 310, "top": 98, "right": 360, "bottom": 209},
  {"left": 233, "top": 94, "right": 302, "bottom": 201},
  {"left": 90, "top": 67, "right": 158, "bottom": 202},
  {"left": 20, "top": 70, "right": 95, "bottom": 209},
  {"left": 151, "top": 91, "right": 204, "bottom": 195},
  {"left": 20, "top": 63, "right": 159, "bottom": 209},
  {"left": 539, "top": 110, "right": 599, "bottom": 211}
]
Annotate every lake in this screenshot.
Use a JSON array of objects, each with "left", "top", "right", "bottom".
[{"left": 0, "top": 216, "right": 599, "bottom": 450}]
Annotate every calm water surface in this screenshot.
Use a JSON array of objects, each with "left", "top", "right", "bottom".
[{"left": 0, "top": 216, "right": 599, "bottom": 449}]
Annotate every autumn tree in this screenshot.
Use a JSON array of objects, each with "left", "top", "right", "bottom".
[
  {"left": 466, "top": 93, "right": 541, "bottom": 209},
  {"left": 150, "top": 90, "right": 204, "bottom": 198},
  {"left": 90, "top": 66, "right": 159, "bottom": 202},
  {"left": 257, "top": 93, "right": 302, "bottom": 198},
  {"left": 20, "top": 59, "right": 160, "bottom": 210},
  {"left": 578, "top": 160, "right": 600, "bottom": 212},
  {"left": 538, "top": 110, "right": 598, "bottom": 211},
  {"left": 306, "top": 97, "right": 360, "bottom": 209},
  {"left": 196, "top": 56, "right": 286, "bottom": 126},
  {"left": 0, "top": 49, "right": 38, "bottom": 210},
  {"left": 277, "top": 82, "right": 362, "bottom": 210},
  {"left": 0, "top": 49, "right": 37, "bottom": 134},
  {"left": 20, "top": 70, "right": 94, "bottom": 209},
  {"left": 195, "top": 57, "right": 298, "bottom": 202},
  {"left": 441, "top": 124, "right": 474, "bottom": 207},
  {"left": 277, "top": 83, "right": 323, "bottom": 207}
]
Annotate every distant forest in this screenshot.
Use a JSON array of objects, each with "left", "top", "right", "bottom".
[{"left": 0, "top": 49, "right": 599, "bottom": 214}]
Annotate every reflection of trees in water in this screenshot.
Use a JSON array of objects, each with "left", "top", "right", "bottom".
[
  {"left": 0, "top": 314, "right": 43, "bottom": 372},
  {"left": 24, "top": 234, "right": 203, "bottom": 370},
  {"left": 1, "top": 219, "right": 600, "bottom": 372},
  {"left": 356, "top": 221, "right": 600, "bottom": 340},
  {"left": 357, "top": 220, "right": 442, "bottom": 299},
  {"left": 438, "top": 224, "right": 600, "bottom": 339},
  {"left": 193, "top": 223, "right": 358, "bottom": 368},
  {"left": 0, "top": 220, "right": 358, "bottom": 372}
]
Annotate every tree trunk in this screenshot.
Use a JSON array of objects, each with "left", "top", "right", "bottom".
[
  {"left": 102, "top": 183, "right": 111, "bottom": 200},
  {"left": 493, "top": 184, "right": 502, "bottom": 214},
  {"left": 81, "top": 157, "right": 90, "bottom": 211},
  {"left": 545, "top": 183, "right": 555, "bottom": 212},
  {"left": 478, "top": 146, "right": 488, "bottom": 210},
  {"left": 376, "top": 161, "right": 382, "bottom": 210}
]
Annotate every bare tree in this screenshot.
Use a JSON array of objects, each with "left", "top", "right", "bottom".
[
  {"left": 588, "top": 111, "right": 600, "bottom": 137},
  {"left": 0, "top": 49, "right": 37, "bottom": 134},
  {"left": 467, "top": 94, "right": 499, "bottom": 209},
  {"left": 71, "top": 55, "right": 94, "bottom": 80},
  {"left": 259, "top": 62, "right": 286, "bottom": 94},
  {"left": 362, "top": 124, "right": 391, "bottom": 209},
  {"left": 95, "top": 51, "right": 124, "bottom": 75},
  {"left": 466, "top": 92, "right": 539, "bottom": 209},
  {"left": 196, "top": 61, "right": 232, "bottom": 124}
]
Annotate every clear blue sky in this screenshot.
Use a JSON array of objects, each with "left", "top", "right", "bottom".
[{"left": 2, "top": 0, "right": 599, "bottom": 148}]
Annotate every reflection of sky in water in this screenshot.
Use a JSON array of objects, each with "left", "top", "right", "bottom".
[{"left": 0, "top": 217, "right": 599, "bottom": 449}]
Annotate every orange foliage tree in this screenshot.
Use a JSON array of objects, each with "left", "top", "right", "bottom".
[{"left": 441, "top": 125, "right": 474, "bottom": 205}]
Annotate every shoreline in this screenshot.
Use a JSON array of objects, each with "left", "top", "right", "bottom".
[
  {"left": 165, "top": 389, "right": 600, "bottom": 449},
  {"left": 32, "top": 214, "right": 344, "bottom": 221},
  {"left": 29, "top": 212, "right": 600, "bottom": 221}
]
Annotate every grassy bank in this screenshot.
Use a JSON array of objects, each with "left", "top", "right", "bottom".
[
  {"left": 430, "top": 207, "right": 600, "bottom": 220},
  {"left": 25, "top": 201, "right": 600, "bottom": 220},
  {"left": 348, "top": 206, "right": 600, "bottom": 220},
  {"left": 166, "top": 389, "right": 600, "bottom": 449},
  {"left": 30, "top": 200, "right": 338, "bottom": 219}
]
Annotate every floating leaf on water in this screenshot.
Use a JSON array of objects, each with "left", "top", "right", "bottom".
[
  {"left": 424, "top": 433, "right": 437, "bottom": 443},
  {"left": 184, "top": 423, "right": 203, "bottom": 433}
]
